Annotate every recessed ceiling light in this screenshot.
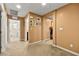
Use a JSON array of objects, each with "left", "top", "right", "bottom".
[
  {"left": 42, "top": 3, "right": 46, "bottom": 6},
  {"left": 16, "top": 4, "right": 21, "bottom": 9}
]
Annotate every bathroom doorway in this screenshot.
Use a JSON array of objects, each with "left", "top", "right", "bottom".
[
  {"left": 46, "top": 18, "right": 53, "bottom": 40},
  {"left": 49, "top": 23, "right": 53, "bottom": 40},
  {"left": 43, "top": 15, "right": 56, "bottom": 44}
]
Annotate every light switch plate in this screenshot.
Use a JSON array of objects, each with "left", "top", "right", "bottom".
[
  {"left": 59, "top": 27, "right": 63, "bottom": 30},
  {"left": 70, "top": 44, "right": 73, "bottom": 48}
]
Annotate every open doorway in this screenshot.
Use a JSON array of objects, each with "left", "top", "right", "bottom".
[
  {"left": 49, "top": 22, "right": 53, "bottom": 40},
  {"left": 8, "top": 19, "right": 20, "bottom": 42},
  {"left": 43, "top": 14, "right": 56, "bottom": 45},
  {"left": 47, "top": 18, "right": 53, "bottom": 41}
]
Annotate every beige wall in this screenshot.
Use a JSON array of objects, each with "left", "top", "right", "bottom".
[
  {"left": 56, "top": 4, "right": 79, "bottom": 53},
  {"left": 19, "top": 17, "right": 25, "bottom": 41},
  {"left": 43, "top": 4, "right": 79, "bottom": 53},
  {"left": 28, "top": 12, "right": 42, "bottom": 43}
]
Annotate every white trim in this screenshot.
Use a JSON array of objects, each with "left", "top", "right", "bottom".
[
  {"left": 1, "top": 48, "right": 5, "bottom": 53},
  {"left": 43, "top": 39, "right": 50, "bottom": 41},
  {"left": 28, "top": 40, "right": 42, "bottom": 45},
  {"left": 52, "top": 44, "right": 79, "bottom": 56},
  {"left": 42, "top": 39, "right": 49, "bottom": 42}
]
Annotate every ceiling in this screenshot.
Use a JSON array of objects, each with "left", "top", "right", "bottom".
[{"left": 5, "top": 3, "right": 67, "bottom": 17}]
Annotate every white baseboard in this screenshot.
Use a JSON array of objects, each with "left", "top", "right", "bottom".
[
  {"left": 42, "top": 39, "right": 49, "bottom": 42},
  {"left": 43, "top": 39, "right": 49, "bottom": 41},
  {"left": 29, "top": 40, "right": 42, "bottom": 45},
  {"left": 52, "top": 44, "right": 79, "bottom": 56}
]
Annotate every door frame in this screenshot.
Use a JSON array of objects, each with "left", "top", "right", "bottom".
[{"left": 8, "top": 19, "right": 20, "bottom": 42}]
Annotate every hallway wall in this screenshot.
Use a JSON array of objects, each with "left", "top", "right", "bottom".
[
  {"left": 19, "top": 17, "right": 25, "bottom": 41},
  {"left": 23, "top": 3, "right": 79, "bottom": 53},
  {"left": 28, "top": 12, "right": 42, "bottom": 43},
  {"left": 56, "top": 4, "right": 79, "bottom": 53},
  {"left": 43, "top": 4, "right": 79, "bottom": 53}
]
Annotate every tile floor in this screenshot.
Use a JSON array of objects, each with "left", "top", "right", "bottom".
[{"left": 0, "top": 40, "right": 76, "bottom": 56}]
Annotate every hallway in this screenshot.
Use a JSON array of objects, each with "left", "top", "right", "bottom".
[
  {"left": 1, "top": 3, "right": 79, "bottom": 56},
  {"left": 0, "top": 40, "right": 75, "bottom": 56}
]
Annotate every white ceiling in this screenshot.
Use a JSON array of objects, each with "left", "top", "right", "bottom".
[{"left": 5, "top": 3, "right": 67, "bottom": 17}]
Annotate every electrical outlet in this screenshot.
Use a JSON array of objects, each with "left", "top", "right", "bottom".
[{"left": 70, "top": 44, "right": 73, "bottom": 48}]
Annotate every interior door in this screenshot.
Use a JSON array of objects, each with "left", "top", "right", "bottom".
[
  {"left": 9, "top": 19, "right": 20, "bottom": 42},
  {"left": 0, "top": 11, "right": 1, "bottom": 53}
]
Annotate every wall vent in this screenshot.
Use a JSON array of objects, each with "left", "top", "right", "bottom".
[{"left": 10, "top": 9, "right": 18, "bottom": 16}]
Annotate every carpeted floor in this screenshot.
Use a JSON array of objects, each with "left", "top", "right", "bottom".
[{"left": 0, "top": 40, "right": 76, "bottom": 56}]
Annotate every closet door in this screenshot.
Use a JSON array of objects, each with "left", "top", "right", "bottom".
[{"left": 0, "top": 11, "right": 1, "bottom": 53}]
